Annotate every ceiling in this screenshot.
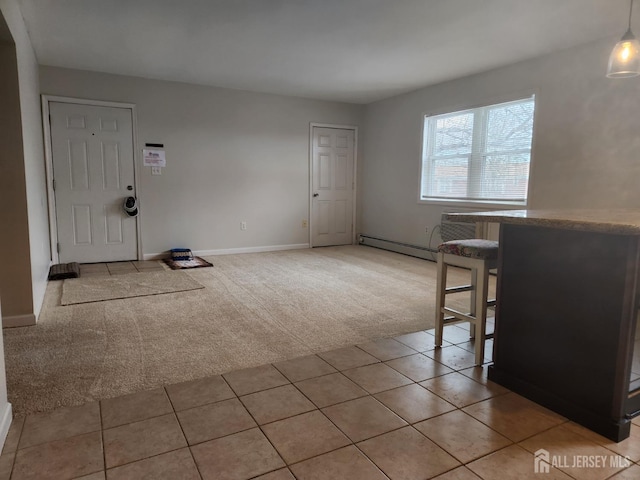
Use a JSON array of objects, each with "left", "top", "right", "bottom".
[{"left": 16, "top": 0, "right": 630, "bottom": 104}]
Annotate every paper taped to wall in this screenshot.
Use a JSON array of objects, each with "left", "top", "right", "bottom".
[{"left": 143, "top": 149, "right": 166, "bottom": 167}]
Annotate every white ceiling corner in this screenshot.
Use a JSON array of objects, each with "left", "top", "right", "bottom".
[{"left": 16, "top": 0, "right": 629, "bottom": 104}]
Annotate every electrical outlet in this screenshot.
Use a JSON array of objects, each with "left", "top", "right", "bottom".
[
  {"left": 151, "top": 166, "right": 162, "bottom": 175},
  {"left": 240, "top": 221, "right": 247, "bottom": 230},
  {"left": 302, "top": 220, "right": 308, "bottom": 228}
]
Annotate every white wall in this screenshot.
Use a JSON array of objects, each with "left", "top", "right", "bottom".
[
  {"left": 40, "top": 67, "right": 363, "bottom": 256},
  {"left": 0, "top": 0, "right": 48, "bottom": 324},
  {"left": 361, "top": 37, "right": 640, "bottom": 248}
]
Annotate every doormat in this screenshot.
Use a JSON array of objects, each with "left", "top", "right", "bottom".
[
  {"left": 48, "top": 262, "right": 80, "bottom": 280},
  {"left": 61, "top": 270, "right": 204, "bottom": 305},
  {"left": 163, "top": 256, "right": 213, "bottom": 270}
]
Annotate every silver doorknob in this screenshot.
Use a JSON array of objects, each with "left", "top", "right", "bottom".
[{"left": 313, "top": 193, "right": 319, "bottom": 197}]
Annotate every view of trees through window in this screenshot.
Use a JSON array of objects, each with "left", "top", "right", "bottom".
[{"left": 421, "top": 96, "right": 535, "bottom": 203}]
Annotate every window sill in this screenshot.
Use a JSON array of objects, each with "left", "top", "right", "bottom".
[{"left": 418, "top": 198, "right": 527, "bottom": 209}]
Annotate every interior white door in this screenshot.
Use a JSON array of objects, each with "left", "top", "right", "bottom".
[
  {"left": 311, "top": 127, "right": 355, "bottom": 247},
  {"left": 50, "top": 102, "right": 137, "bottom": 263}
]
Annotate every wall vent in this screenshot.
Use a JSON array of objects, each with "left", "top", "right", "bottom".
[{"left": 440, "top": 213, "right": 476, "bottom": 242}]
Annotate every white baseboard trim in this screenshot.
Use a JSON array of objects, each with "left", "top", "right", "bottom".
[
  {"left": 3, "top": 314, "right": 36, "bottom": 328},
  {"left": 0, "top": 403, "right": 11, "bottom": 452},
  {"left": 143, "top": 243, "right": 310, "bottom": 260}
]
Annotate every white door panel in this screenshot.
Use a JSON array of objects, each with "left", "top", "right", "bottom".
[
  {"left": 311, "top": 127, "right": 354, "bottom": 247},
  {"left": 50, "top": 102, "right": 137, "bottom": 263},
  {"left": 334, "top": 200, "right": 348, "bottom": 234}
]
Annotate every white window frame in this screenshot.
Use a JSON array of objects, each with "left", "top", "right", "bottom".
[{"left": 419, "top": 95, "right": 536, "bottom": 208}]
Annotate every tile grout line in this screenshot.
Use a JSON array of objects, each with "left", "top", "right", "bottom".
[
  {"left": 99, "top": 389, "right": 193, "bottom": 474},
  {"left": 292, "top": 372, "right": 369, "bottom": 410},
  {"left": 563, "top": 417, "right": 640, "bottom": 457},
  {"left": 99, "top": 400, "right": 107, "bottom": 479},
  {"left": 231, "top": 377, "right": 292, "bottom": 480},
  {"left": 413, "top": 411, "right": 516, "bottom": 468},
  {"left": 345, "top": 440, "right": 393, "bottom": 480},
  {"left": 279, "top": 360, "right": 441, "bottom": 477},
  {"left": 280, "top": 349, "right": 505, "bottom": 424},
  {"left": 13, "top": 331, "right": 631, "bottom": 479},
  {"left": 163, "top": 385, "right": 205, "bottom": 480},
  {"left": 302, "top": 346, "right": 530, "bottom": 476},
  {"left": 222, "top": 359, "right": 407, "bottom": 476},
  {"left": 6, "top": 417, "right": 26, "bottom": 480},
  {"left": 99, "top": 368, "right": 553, "bottom": 479},
  {"left": 270, "top": 358, "right": 337, "bottom": 385},
  {"left": 14, "top": 344, "right": 497, "bottom": 456},
  {"left": 460, "top": 389, "right": 570, "bottom": 442},
  {"left": 103, "top": 446, "right": 192, "bottom": 476},
  {"left": 174, "top": 370, "right": 298, "bottom": 479}
]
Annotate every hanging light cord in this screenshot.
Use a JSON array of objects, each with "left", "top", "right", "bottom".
[{"left": 629, "top": 0, "right": 634, "bottom": 32}]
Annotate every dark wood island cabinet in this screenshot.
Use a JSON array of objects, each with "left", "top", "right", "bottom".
[{"left": 447, "top": 209, "right": 640, "bottom": 442}]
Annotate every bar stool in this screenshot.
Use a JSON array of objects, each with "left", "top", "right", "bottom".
[{"left": 435, "top": 239, "right": 498, "bottom": 365}]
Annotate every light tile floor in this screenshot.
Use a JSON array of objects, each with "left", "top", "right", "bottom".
[
  {"left": 79, "top": 260, "right": 166, "bottom": 278},
  {"left": 2, "top": 322, "right": 640, "bottom": 480}
]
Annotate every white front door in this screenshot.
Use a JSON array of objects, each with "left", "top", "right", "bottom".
[
  {"left": 50, "top": 102, "right": 138, "bottom": 263},
  {"left": 311, "top": 127, "right": 355, "bottom": 247}
]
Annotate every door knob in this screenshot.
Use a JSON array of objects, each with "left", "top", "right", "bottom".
[{"left": 313, "top": 193, "right": 319, "bottom": 197}]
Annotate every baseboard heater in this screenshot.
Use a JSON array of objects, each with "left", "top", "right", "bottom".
[{"left": 358, "top": 235, "right": 437, "bottom": 261}]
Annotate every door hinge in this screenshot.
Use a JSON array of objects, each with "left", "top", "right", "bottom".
[
  {"left": 52, "top": 179, "right": 56, "bottom": 191},
  {"left": 56, "top": 242, "right": 60, "bottom": 253}
]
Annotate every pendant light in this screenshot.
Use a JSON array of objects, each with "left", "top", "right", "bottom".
[{"left": 607, "top": 0, "right": 640, "bottom": 78}]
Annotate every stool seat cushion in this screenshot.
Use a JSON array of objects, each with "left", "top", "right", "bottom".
[{"left": 438, "top": 239, "right": 499, "bottom": 260}]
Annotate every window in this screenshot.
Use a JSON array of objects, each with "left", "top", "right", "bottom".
[{"left": 420, "top": 96, "right": 535, "bottom": 205}]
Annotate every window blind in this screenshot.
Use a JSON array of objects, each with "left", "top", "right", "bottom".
[{"left": 420, "top": 96, "right": 535, "bottom": 204}]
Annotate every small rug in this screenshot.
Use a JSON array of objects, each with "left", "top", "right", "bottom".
[
  {"left": 164, "top": 256, "right": 213, "bottom": 270},
  {"left": 48, "top": 262, "right": 80, "bottom": 280},
  {"left": 61, "top": 270, "right": 204, "bottom": 305}
]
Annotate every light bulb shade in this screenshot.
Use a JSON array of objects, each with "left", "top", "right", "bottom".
[{"left": 607, "top": 30, "right": 640, "bottom": 78}]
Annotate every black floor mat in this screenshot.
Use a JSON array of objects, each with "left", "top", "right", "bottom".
[{"left": 48, "top": 262, "right": 80, "bottom": 280}]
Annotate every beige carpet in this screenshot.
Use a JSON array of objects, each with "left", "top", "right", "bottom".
[
  {"left": 4, "top": 245, "right": 491, "bottom": 415},
  {"left": 61, "top": 270, "right": 205, "bottom": 305}
]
